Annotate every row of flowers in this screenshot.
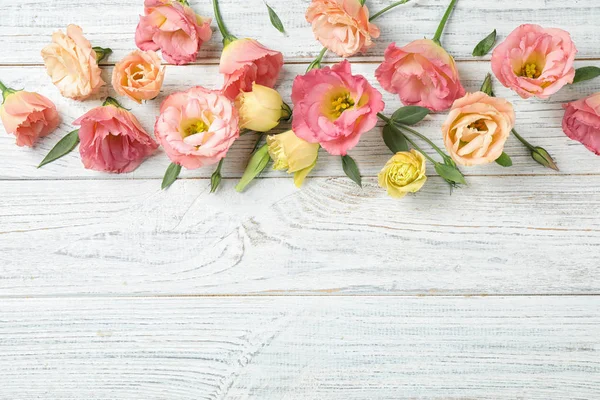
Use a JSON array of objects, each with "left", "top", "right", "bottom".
[{"left": 1, "top": 0, "right": 599, "bottom": 199}]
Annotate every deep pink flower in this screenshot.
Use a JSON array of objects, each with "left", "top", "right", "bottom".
[
  {"left": 135, "top": 0, "right": 212, "bottom": 65},
  {"left": 155, "top": 86, "right": 239, "bottom": 169},
  {"left": 0, "top": 89, "right": 60, "bottom": 147},
  {"left": 491, "top": 24, "right": 577, "bottom": 99},
  {"left": 220, "top": 38, "right": 284, "bottom": 100},
  {"left": 376, "top": 39, "right": 465, "bottom": 112},
  {"left": 291, "top": 60, "right": 384, "bottom": 155},
  {"left": 74, "top": 101, "right": 158, "bottom": 173},
  {"left": 562, "top": 93, "right": 600, "bottom": 155}
]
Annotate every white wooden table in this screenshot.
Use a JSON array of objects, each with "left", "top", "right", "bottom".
[{"left": 1, "top": 0, "right": 599, "bottom": 398}]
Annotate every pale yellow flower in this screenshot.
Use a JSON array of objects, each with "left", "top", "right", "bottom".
[
  {"left": 378, "top": 150, "right": 427, "bottom": 198},
  {"left": 267, "top": 130, "right": 319, "bottom": 187},
  {"left": 235, "top": 83, "right": 290, "bottom": 132}
]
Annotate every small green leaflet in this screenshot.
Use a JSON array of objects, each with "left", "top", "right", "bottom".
[
  {"left": 472, "top": 29, "right": 496, "bottom": 56},
  {"left": 391, "top": 106, "right": 429, "bottom": 126},
  {"left": 435, "top": 163, "right": 466, "bottom": 185},
  {"left": 382, "top": 124, "right": 409, "bottom": 154},
  {"left": 235, "top": 144, "right": 270, "bottom": 192},
  {"left": 359, "top": 0, "right": 366, "bottom": 5},
  {"left": 573, "top": 66, "right": 600, "bottom": 84},
  {"left": 479, "top": 73, "right": 494, "bottom": 96},
  {"left": 38, "top": 130, "right": 80, "bottom": 168},
  {"left": 210, "top": 159, "right": 224, "bottom": 193},
  {"left": 162, "top": 162, "right": 182, "bottom": 190},
  {"left": 266, "top": 3, "right": 285, "bottom": 34},
  {"left": 341, "top": 155, "right": 362, "bottom": 187},
  {"left": 495, "top": 152, "right": 513, "bottom": 167}
]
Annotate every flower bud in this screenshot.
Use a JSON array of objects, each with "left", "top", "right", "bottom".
[
  {"left": 378, "top": 150, "right": 428, "bottom": 199},
  {"left": 235, "top": 83, "right": 288, "bottom": 132},
  {"left": 267, "top": 130, "right": 319, "bottom": 187},
  {"left": 531, "top": 147, "right": 559, "bottom": 171}
]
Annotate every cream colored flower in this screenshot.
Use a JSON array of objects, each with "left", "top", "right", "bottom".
[
  {"left": 267, "top": 130, "right": 319, "bottom": 187},
  {"left": 235, "top": 83, "right": 289, "bottom": 132},
  {"left": 442, "top": 92, "right": 515, "bottom": 166},
  {"left": 41, "top": 25, "right": 104, "bottom": 101},
  {"left": 378, "top": 150, "right": 427, "bottom": 199}
]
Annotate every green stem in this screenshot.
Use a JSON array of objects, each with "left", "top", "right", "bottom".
[
  {"left": 306, "top": 47, "right": 327, "bottom": 72},
  {"left": 212, "top": 0, "right": 237, "bottom": 46},
  {"left": 0, "top": 80, "right": 17, "bottom": 103},
  {"left": 398, "top": 124, "right": 449, "bottom": 160},
  {"left": 404, "top": 135, "right": 438, "bottom": 164},
  {"left": 252, "top": 134, "right": 265, "bottom": 153},
  {"left": 0, "top": 81, "right": 7, "bottom": 93},
  {"left": 432, "top": 0, "right": 459, "bottom": 45},
  {"left": 511, "top": 128, "right": 535, "bottom": 151},
  {"left": 369, "top": 0, "right": 411, "bottom": 22}
]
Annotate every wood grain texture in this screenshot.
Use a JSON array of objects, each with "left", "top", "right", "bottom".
[
  {"left": 1, "top": 175, "right": 599, "bottom": 297},
  {"left": 1, "top": 0, "right": 599, "bottom": 64},
  {"left": 1, "top": 296, "right": 599, "bottom": 399},
  {"left": 1, "top": 61, "right": 600, "bottom": 180}
]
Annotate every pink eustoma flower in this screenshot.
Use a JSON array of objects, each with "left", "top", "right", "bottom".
[
  {"left": 74, "top": 99, "right": 158, "bottom": 173},
  {"left": 562, "top": 93, "right": 600, "bottom": 155},
  {"left": 491, "top": 24, "right": 577, "bottom": 99},
  {"left": 155, "top": 86, "right": 239, "bottom": 169},
  {"left": 291, "top": 60, "right": 384, "bottom": 156},
  {"left": 135, "top": 0, "right": 212, "bottom": 65},
  {"left": 220, "top": 38, "right": 284, "bottom": 100},
  {"left": 0, "top": 86, "right": 60, "bottom": 147},
  {"left": 375, "top": 39, "right": 465, "bottom": 112}
]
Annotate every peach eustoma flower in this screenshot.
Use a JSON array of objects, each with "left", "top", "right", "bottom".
[
  {"left": 41, "top": 25, "right": 105, "bottom": 101},
  {"left": 376, "top": 39, "right": 466, "bottom": 112},
  {"left": 220, "top": 38, "right": 284, "bottom": 100},
  {"left": 442, "top": 92, "right": 515, "bottom": 166},
  {"left": 562, "top": 92, "right": 600, "bottom": 155},
  {"left": 306, "top": 0, "right": 380, "bottom": 58},
  {"left": 74, "top": 98, "right": 158, "bottom": 173},
  {"left": 135, "top": 0, "right": 212, "bottom": 65},
  {"left": 491, "top": 24, "right": 577, "bottom": 99},
  {"left": 0, "top": 83, "right": 60, "bottom": 147},
  {"left": 155, "top": 86, "right": 239, "bottom": 169},
  {"left": 235, "top": 83, "right": 290, "bottom": 132},
  {"left": 378, "top": 150, "right": 427, "bottom": 199},
  {"left": 291, "top": 60, "right": 384, "bottom": 156},
  {"left": 112, "top": 50, "right": 166, "bottom": 104}
]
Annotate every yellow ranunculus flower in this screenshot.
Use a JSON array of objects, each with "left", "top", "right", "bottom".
[
  {"left": 378, "top": 149, "right": 428, "bottom": 199},
  {"left": 267, "top": 130, "right": 320, "bottom": 187},
  {"left": 234, "top": 83, "right": 290, "bottom": 132}
]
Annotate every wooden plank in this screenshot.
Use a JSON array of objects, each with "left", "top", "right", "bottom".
[
  {"left": 0, "top": 296, "right": 598, "bottom": 399},
  {"left": 1, "top": 0, "right": 599, "bottom": 64},
  {"left": 1, "top": 175, "right": 599, "bottom": 297},
  {"left": 1, "top": 61, "right": 599, "bottom": 180}
]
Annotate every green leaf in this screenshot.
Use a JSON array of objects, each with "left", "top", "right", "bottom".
[
  {"left": 38, "top": 130, "right": 80, "bottom": 168},
  {"left": 435, "top": 163, "right": 467, "bottom": 185},
  {"left": 382, "top": 124, "right": 409, "bottom": 154},
  {"left": 235, "top": 144, "right": 270, "bottom": 192},
  {"left": 472, "top": 29, "right": 497, "bottom": 56},
  {"left": 92, "top": 46, "right": 112, "bottom": 63},
  {"left": 162, "top": 162, "right": 182, "bottom": 190},
  {"left": 359, "top": 0, "right": 366, "bottom": 5},
  {"left": 495, "top": 152, "right": 513, "bottom": 167},
  {"left": 341, "top": 155, "right": 362, "bottom": 187},
  {"left": 391, "top": 106, "right": 429, "bottom": 126},
  {"left": 210, "top": 160, "right": 224, "bottom": 193},
  {"left": 573, "top": 66, "right": 600, "bottom": 84},
  {"left": 266, "top": 3, "right": 285, "bottom": 34}
]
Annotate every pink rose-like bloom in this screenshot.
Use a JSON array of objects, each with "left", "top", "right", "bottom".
[
  {"left": 562, "top": 93, "right": 600, "bottom": 155},
  {"left": 112, "top": 50, "right": 166, "bottom": 104},
  {"left": 0, "top": 90, "right": 60, "bottom": 147},
  {"left": 442, "top": 92, "right": 515, "bottom": 166},
  {"left": 220, "top": 38, "right": 284, "bottom": 100},
  {"left": 291, "top": 60, "right": 384, "bottom": 156},
  {"left": 306, "top": 0, "right": 380, "bottom": 58},
  {"left": 491, "top": 24, "right": 577, "bottom": 99},
  {"left": 41, "top": 24, "right": 104, "bottom": 101},
  {"left": 135, "top": 0, "right": 212, "bottom": 65},
  {"left": 74, "top": 102, "right": 158, "bottom": 173},
  {"left": 155, "top": 86, "right": 239, "bottom": 169},
  {"left": 376, "top": 39, "right": 466, "bottom": 112}
]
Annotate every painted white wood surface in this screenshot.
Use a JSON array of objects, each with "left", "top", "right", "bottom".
[{"left": 0, "top": 0, "right": 599, "bottom": 398}]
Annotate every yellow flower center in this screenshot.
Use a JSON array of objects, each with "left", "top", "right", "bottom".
[
  {"left": 467, "top": 119, "right": 487, "bottom": 132},
  {"left": 390, "top": 163, "right": 418, "bottom": 186},
  {"left": 325, "top": 91, "right": 355, "bottom": 120},
  {"left": 183, "top": 120, "right": 208, "bottom": 138},
  {"left": 521, "top": 63, "right": 541, "bottom": 79}
]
